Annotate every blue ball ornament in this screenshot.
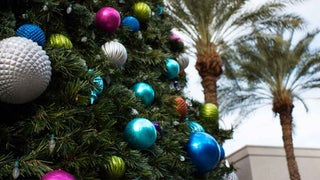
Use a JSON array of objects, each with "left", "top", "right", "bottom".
[
  {"left": 132, "top": 82, "right": 155, "bottom": 106},
  {"left": 164, "top": 58, "right": 180, "bottom": 79},
  {"left": 16, "top": 24, "right": 46, "bottom": 46},
  {"left": 187, "top": 120, "right": 205, "bottom": 133},
  {"left": 124, "top": 117, "right": 157, "bottom": 150},
  {"left": 186, "top": 132, "right": 221, "bottom": 173},
  {"left": 219, "top": 144, "right": 225, "bottom": 161},
  {"left": 122, "top": 16, "right": 140, "bottom": 32}
]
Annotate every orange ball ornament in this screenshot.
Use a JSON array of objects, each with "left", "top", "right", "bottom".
[{"left": 174, "top": 96, "right": 188, "bottom": 119}]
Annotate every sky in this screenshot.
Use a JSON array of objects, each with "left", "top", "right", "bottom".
[{"left": 182, "top": 0, "right": 320, "bottom": 156}]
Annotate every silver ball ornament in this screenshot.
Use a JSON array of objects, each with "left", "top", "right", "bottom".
[
  {"left": 0, "top": 37, "right": 51, "bottom": 104},
  {"left": 101, "top": 40, "right": 127, "bottom": 67},
  {"left": 177, "top": 53, "right": 189, "bottom": 70}
]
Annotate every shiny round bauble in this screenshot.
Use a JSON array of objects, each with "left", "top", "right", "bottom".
[
  {"left": 16, "top": 24, "right": 46, "bottom": 46},
  {"left": 101, "top": 40, "right": 127, "bottom": 67},
  {"left": 133, "top": 2, "right": 151, "bottom": 22},
  {"left": 41, "top": 169, "right": 75, "bottom": 180},
  {"left": 89, "top": 69, "right": 104, "bottom": 104},
  {"left": 164, "top": 58, "right": 180, "bottom": 79},
  {"left": 152, "top": 121, "right": 162, "bottom": 132},
  {"left": 200, "top": 103, "right": 219, "bottom": 121},
  {"left": 122, "top": 16, "right": 140, "bottom": 32},
  {"left": 177, "top": 53, "right": 189, "bottom": 71},
  {"left": 106, "top": 156, "right": 126, "bottom": 179},
  {"left": 132, "top": 82, "right": 155, "bottom": 106},
  {"left": 0, "top": 37, "right": 51, "bottom": 104},
  {"left": 95, "top": 7, "right": 121, "bottom": 32},
  {"left": 170, "top": 33, "right": 183, "bottom": 43},
  {"left": 124, "top": 117, "right": 157, "bottom": 150},
  {"left": 187, "top": 120, "right": 205, "bottom": 133},
  {"left": 48, "top": 34, "right": 73, "bottom": 49},
  {"left": 186, "top": 132, "right": 221, "bottom": 173},
  {"left": 174, "top": 96, "right": 187, "bottom": 118},
  {"left": 219, "top": 144, "right": 225, "bottom": 161}
]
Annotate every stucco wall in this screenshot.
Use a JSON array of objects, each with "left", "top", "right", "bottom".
[{"left": 227, "top": 145, "right": 320, "bottom": 180}]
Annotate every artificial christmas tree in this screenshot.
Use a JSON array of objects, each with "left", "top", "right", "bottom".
[{"left": 0, "top": 0, "right": 232, "bottom": 179}]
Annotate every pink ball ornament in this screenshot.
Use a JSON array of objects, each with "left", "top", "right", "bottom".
[
  {"left": 95, "top": 7, "right": 121, "bottom": 32},
  {"left": 170, "top": 33, "right": 183, "bottom": 43},
  {"left": 41, "top": 169, "right": 75, "bottom": 180}
]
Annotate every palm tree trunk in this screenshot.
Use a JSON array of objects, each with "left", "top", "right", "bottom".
[
  {"left": 201, "top": 75, "right": 218, "bottom": 105},
  {"left": 195, "top": 42, "right": 223, "bottom": 105},
  {"left": 279, "top": 106, "right": 301, "bottom": 180}
]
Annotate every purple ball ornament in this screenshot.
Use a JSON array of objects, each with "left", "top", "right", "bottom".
[
  {"left": 41, "top": 169, "right": 75, "bottom": 180},
  {"left": 152, "top": 121, "right": 162, "bottom": 132},
  {"left": 95, "top": 7, "right": 121, "bottom": 32}
]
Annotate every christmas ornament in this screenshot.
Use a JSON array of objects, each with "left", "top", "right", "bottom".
[
  {"left": 16, "top": 24, "right": 46, "bottom": 46},
  {"left": 124, "top": 117, "right": 157, "bottom": 150},
  {"left": 200, "top": 103, "right": 219, "bottom": 121},
  {"left": 48, "top": 134, "right": 56, "bottom": 153},
  {"left": 95, "top": 7, "right": 121, "bottom": 32},
  {"left": 174, "top": 96, "right": 187, "bottom": 118},
  {"left": 223, "top": 171, "right": 239, "bottom": 180},
  {"left": 48, "top": 34, "right": 73, "bottom": 49},
  {"left": 106, "top": 156, "right": 126, "bottom": 179},
  {"left": 152, "top": 121, "right": 162, "bottom": 132},
  {"left": 101, "top": 40, "right": 127, "bottom": 67},
  {"left": 122, "top": 16, "right": 140, "bottom": 32},
  {"left": 89, "top": 69, "right": 104, "bottom": 104},
  {"left": 156, "top": 4, "right": 163, "bottom": 15},
  {"left": 132, "top": 82, "right": 155, "bottom": 106},
  {"left": 133, "top": 2, "right": 151, "bottom": 22},
  {"left": 219, "top": 144, "right": 225, "bottom": 161},
  {"left": 168, "top": 33, "right": 184, "bottom": 52},
  {"left": 0, "top": 37, "right": 51, "bottom": 104},
  {"left": 170, "top": 33, "right": 183, "bottom": 43},
  {"left": 186, "top": 132, "right": 221, "bottom": 173},
  {"left": 177, "top": 53, "right": 189, "bottom": 72},
  {"left": 12, "top": 160, "right": 20, "bottom": 179},
  {"left": 164, "top": 58, "right": 180, "bottom": 79},
  {"left": 41, "top": 169, "right": 75, "bottom": 180},
  {"left": 186, "top": 119, "right": 205, "bottom": 133}
]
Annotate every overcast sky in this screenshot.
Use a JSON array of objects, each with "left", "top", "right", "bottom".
[{"left": 183, "top": 0, "right": 320, "bottom": 156}]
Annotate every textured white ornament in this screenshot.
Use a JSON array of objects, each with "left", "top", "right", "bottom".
[
  {"left": 101, "top": 40, "right": 127, "bottom": 67},
  {"left": 177, "top": 53, "right": 189, "bottom": 70},
  {"left": 0, "top": 37, "right": 52, "bottom": 104}
]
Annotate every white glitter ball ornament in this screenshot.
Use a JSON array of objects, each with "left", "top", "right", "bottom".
[
  {"left": 0, "top": 37, "right": 52, "bottom": 104},
  {"left": 101, "top": 40, "right": 127, "bottom": 67}
]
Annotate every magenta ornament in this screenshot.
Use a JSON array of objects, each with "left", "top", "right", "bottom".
[
  {"left": 95, "top": 7, "right": 121, "bottom": 32},
  {"left": 41, "top": 169, "right": 75, "bottom": 180}
]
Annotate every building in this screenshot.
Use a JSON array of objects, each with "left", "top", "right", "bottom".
[{"left": 226, "top": 145, "right": 320, "bottom": 180}]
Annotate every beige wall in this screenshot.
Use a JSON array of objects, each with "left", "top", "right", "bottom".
[{"left": 227, "top": 145, "right": 320, "bottom": 180}]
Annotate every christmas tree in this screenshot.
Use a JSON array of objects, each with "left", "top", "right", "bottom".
[{"left": 0, "top": 0, "right": 232, "bottom": 179}]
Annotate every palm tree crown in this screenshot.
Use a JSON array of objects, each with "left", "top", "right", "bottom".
[
  {"left": 165, "top": 0, "right": 303, "bottom": 105},
  {"left": 220, "top": 27, "right": 320, "bottom": 180}
]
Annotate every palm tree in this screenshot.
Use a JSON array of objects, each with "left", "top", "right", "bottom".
[
  {"left": 219, "top": 27, "right": 320, "bottom": 180},
  {"left": 165, "top": 0, "right": 303, "bottom": 105}
]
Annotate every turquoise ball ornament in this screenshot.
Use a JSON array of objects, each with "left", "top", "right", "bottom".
[
  {"left": 89, "top": 69, "right": 104, "bottom": 104},
  {"left": 16, "top": 24, "right": 46, "bottom": 46},
  {"left": 132, "top": 82, "right": 155, "bottom": 105},
  {"left": 164, "top": 58, "right": 180, "bottom": 79},
  {"left": 200, "top": 103, "right": 219, "bottom": 121},
  {"left": 187, "top": 120, "right": 205, "bottom": 133},
  {"left": 124, "top": 117, "right": 157, "bottom": 150},
  {"left": 186, "top": 132, "right": 221, "bottom": 173},
  {"left": 122, "top": 16, "right": 140, "bottom": 32}
]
